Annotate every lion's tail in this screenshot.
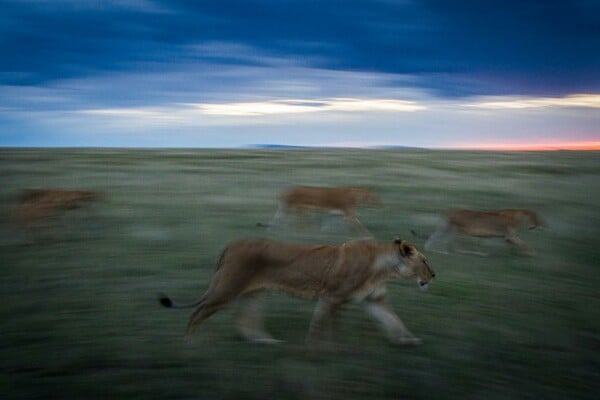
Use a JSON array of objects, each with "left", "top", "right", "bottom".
[
  {"left": 159, "top": 247, "right": 229, "bottom": 309},
  {"left": 159, "top": 292, "right": 208, "bottom": 309}
]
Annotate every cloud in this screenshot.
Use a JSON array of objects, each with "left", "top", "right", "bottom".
[
  {"left": 75, "top": 97, "right": 425, "bottom": 129},
  {"left": 0, "top": 60, "right": 427, "bottom": 114},
  {"left": 465, "top": 94, "right": 600, "bottom": 110},
  {"left": 2, "top": 1, "right": 598, "bottom": 95},
  {"left": 187, "top": 98, "right": 425, "bottom": 116},
  {"left": 3, "top": 89, "right": 597, "bottom": 148}
]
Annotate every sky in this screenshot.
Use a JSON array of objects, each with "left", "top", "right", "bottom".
[{"left": 1, "top": 0, "right": 599, "bottom": 149}]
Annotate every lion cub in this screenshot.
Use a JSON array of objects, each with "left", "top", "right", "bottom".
[{"left": 160, "top": 238, "right": 435, "bottom": 346}]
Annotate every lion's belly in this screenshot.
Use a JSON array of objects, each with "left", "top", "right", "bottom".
[
  {"left": 248, "top": 276, "right": 324, "bottom": 300},
  {"left": 459, "top": 226, "right": 507, "bottom": 237},
  {"left": 292, "top": 202, "right": 342, "bottom": 213},
  {"left": 272, "top": 284, "right": 322, "bottom": 300}
]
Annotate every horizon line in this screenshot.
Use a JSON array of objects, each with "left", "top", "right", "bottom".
[{"left": 1, "top": 143, "right": 599, "bottom": 152}]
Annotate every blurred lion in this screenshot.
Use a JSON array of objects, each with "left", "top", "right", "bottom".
[
  {"left": 160, "top": 238, "right": 435, "bottom": 346},
  {"left": 264, "top": 186, "right": 379, "bottom": 237},
  {"left": 424, "top": 209, "right": 546, "bottom": 255},
  {"left": 12, "top": 188, "right": 102, "bottom": 228}
]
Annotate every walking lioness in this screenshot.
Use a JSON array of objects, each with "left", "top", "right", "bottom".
[
  {"left": 160, "top": 238, "right": 435, "bottom": 346},
  {"left": 424, "top": 209, "right": 546, "bottom": 255},
  {"left": 268, "top": 186, "right": 379, "bottom": 236}
]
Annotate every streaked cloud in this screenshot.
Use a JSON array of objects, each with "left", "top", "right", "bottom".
[
  {"left": 77, "top": 93, "right": 599, "bottom": 122},
  {"left": 79, "top": 97, "right": 425, "bottom": 121},
  {"left": 465, "top": 94, "right": 600, "bottom": 110},
  {"left": 189, "top": 98, "right": 425, "bottom": 116}
]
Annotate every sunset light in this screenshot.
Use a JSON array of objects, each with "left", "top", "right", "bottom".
[{"left": 443, "top": 141, "right": 600, "bottom": 151}]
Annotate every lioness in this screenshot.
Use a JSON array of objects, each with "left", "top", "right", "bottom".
[
  {"left": 424, "top": 209, "right": 546, "bottom": 255},
  {"left": 12, "top": 188, "right": 102, "bottom": 227},
  {"left": 267, "top": 186, "right": 379, "bottom": 236},
  {"left": 160, "top": 238, "right": 434, "bottom": 346}
]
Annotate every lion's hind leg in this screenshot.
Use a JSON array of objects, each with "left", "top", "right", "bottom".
[
  {"left": 343, "top": 211, "right": 373, "bottom": 239},
  {"left": 235, "top": 291, "right": 281, "bottom": 344},
  {"left": 307, "top": 298, "right": 342, "bottom": 347},
  {"left": 183, "top": 277, "right": 244, "bottom": 342},
  {"left": 268, "top": 202, "right": 286, "bottom": 228},
  {"left": 424, "top": 219, "right": 454, "bottom": 254},
  {"left": 269, "top": 201, "right": 299, "bottom": 231},
  {"left": 184, "top": 300, "right": 227, "bottom": 343}
]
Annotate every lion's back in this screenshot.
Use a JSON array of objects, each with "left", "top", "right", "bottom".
[
  {"left": 217, "top": 238, "right": 340, "bottom": 298},
  {"left": 281, "top": 186, "right": 359, "bottom": 210},
  {"left": 223, "top": 238, "right": 337, "bottom": 269},
  {"left": 443, "top": 209, "right": 522, "bottom": 235}
]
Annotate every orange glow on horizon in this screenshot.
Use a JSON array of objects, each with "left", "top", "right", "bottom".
[{"left": 442, "top": 141, "right": 600, "bottom": 151}]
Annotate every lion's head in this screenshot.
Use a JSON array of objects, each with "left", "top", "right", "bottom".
[
  {"left": 394, "top": 238, "right": 435, "bottom": 290},
  {"left": 518, "top": 210, "right": 547, "bottom": 230},
  {"left": 346, "top": 187, "right": 380, "bottom": 207}
]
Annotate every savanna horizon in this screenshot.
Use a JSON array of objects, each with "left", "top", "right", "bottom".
[{"left": 2, "top": 140, "right": 599, "bottom": 151}]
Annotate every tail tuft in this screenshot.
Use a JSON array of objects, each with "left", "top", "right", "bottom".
[
  {"left": 256, "top": 222, "right": 270, "bottom": 228},
  {"left": 159, "top": 296, "right": 173, "bottom": 308}
]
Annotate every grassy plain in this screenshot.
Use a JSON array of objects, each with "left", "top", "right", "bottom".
[{"left": 0, "top": 148, "right": 598, "bottom": 399}]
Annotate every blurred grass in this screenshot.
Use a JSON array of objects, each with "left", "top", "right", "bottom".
[{"left": 0, "top": 148, "right": 599, "bottom": 399}]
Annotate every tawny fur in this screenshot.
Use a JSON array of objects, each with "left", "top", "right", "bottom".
[
  {"left": 272, "top": 186, "right": 379, "bottom": 236},
  {"left": 425, "top": 208, "right": 546, "bottom": 255},
  {"left": 11, "top": 188, "right": 102, "bottom": 227},
  {"left": 160, "top": 238, "right": 435, "bottom": 346}
]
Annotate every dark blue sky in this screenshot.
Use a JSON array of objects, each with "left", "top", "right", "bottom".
[{"left": 1, "top": 0, "right": 598, "bottom": 147}]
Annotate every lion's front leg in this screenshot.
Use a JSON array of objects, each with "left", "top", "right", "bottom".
[
  {"left": 505, "top": 231, "right": 535, "bottom": 255},
  {"left": 363, "top": 297, "right": 422, "bottom": 346},
  {"left": 307, "top": 298, "right": 341, "bottom": 347},
  {"left": 235, "top": 291, "right": 281, "bottom": 344}
]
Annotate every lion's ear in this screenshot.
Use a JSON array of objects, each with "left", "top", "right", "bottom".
[
  {"left": 394, "top": 237, "right": 414, "bottom": 256},
  {"left": 398, "top": 242, "right": 414, "bottom": 257}
]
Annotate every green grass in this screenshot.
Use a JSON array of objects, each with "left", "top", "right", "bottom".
[{"left": 0, "top": 148, "right": 599, "bottom": 399}]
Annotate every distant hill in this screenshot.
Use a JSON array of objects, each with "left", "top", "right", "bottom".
[
  {"left": 372, "top": 145, "right": 423, "bottom": 150},
  {"left": 249, "top": 144, "right": 424, "bottom": 150},
  {"left": 249, "top": 144, "right": 311, "bottom": 149}
]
